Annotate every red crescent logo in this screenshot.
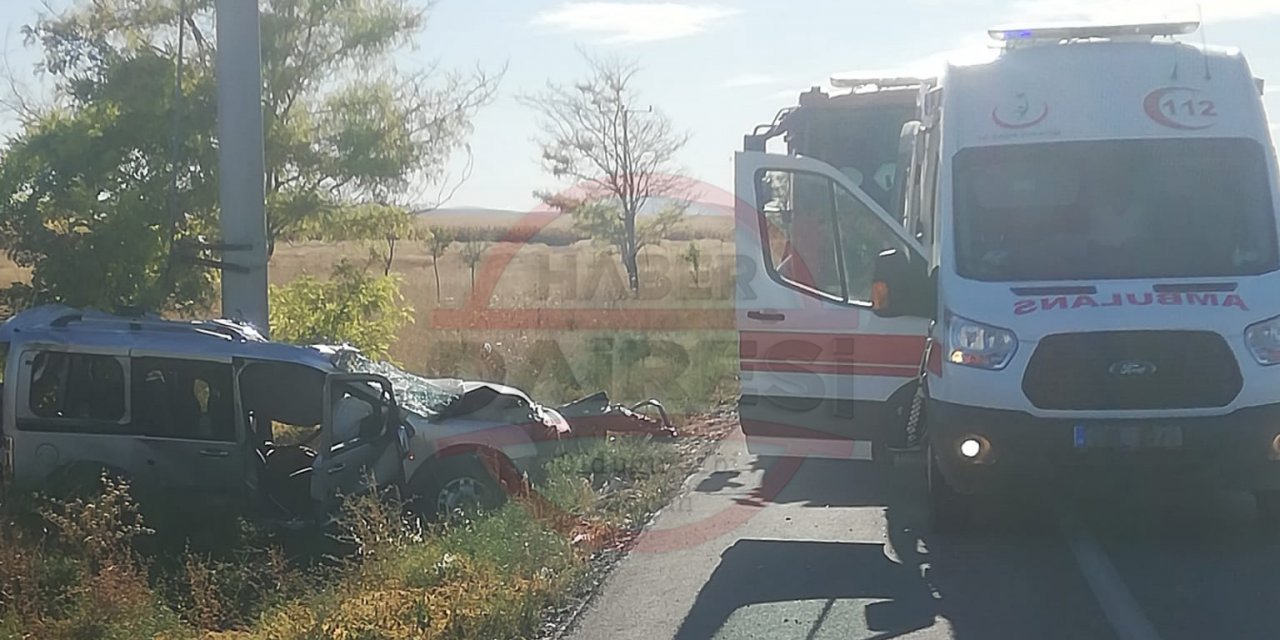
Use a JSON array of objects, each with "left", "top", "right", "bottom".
[
  {"left": 1144, "top": 87, "right": 1217, "bottom": 130},
  {"left": 992, "top": 103, "right": 1050, "bottom": 129}
]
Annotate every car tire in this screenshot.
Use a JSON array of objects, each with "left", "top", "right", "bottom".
[
  {"left": 928, "top": 443, "right": 971, "bottom": 533},
  {"left": 1255, "top": 491, "right": 1280, "bottom": 529},
  {"left": 419, "top": 454, "right": 507, "bottom": 519}
]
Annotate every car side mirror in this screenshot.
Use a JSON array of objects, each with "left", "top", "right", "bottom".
[
  {"left": 372, "top": 390, "right": 402, "bottom": 439},
  {"left": 872, "top": 249, "right": 935, "bottom": 319},
  {"left": 359, "top": 412, "right": 384, "bottom": 440},
  {"left": 397, "top": 423, "right": 414, "bottom": 458}
]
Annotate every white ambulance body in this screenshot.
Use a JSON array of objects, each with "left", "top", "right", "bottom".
[{"left": 735, "top": 22, "right": 1280, "bottom": 529}]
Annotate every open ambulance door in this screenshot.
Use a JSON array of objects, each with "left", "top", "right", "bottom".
[{"left": 735, "top": 151, "right": 932, "bottom": 461}]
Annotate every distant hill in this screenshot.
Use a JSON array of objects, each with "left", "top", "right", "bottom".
[
  {"left": 416, "top": 198, "right": 730, "bottom": 219},
  {"left": 413, "top": 206, "right": 525, "bottom": 218}
]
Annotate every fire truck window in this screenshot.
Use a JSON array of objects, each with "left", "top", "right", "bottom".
[
  {"left": 835, "top": 181, "right": 909, "bottom": 303},
  {"left": 758, "top": 170, "right": 843, "bottom": 299},
  {"left": 839, "top": 166, "right": 864, "bottom": 188}
]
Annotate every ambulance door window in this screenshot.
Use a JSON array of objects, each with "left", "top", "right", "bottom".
[{"left": 758, "top": 170, "right": 845, "bottom": 299}]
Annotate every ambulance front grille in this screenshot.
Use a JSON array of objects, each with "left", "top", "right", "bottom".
[{"left": 1022, "top": 331, "right": 1242, "bottom": 411}]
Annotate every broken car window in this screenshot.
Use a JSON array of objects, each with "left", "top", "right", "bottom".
[
  {"left": 239, "top": 361, "right": 326, "bottom": 428},
  {"left": 333, "top": 351, "right": 459, "bottom": 417}
]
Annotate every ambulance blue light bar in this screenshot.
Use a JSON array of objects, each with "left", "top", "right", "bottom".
[{"left": 989, "top": 21, "right": 1199, "bottom": 42}]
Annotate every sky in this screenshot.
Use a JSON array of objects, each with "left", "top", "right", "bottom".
[{"left": 2, "top": 0, "right": 1280, "bottom": 212}]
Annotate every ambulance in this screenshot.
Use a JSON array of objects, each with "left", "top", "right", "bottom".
[{"left": 735, "top": 22, "right": 1280, "bottom": 530}]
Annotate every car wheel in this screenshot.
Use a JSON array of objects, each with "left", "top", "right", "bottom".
[
  {"left": 928, "top": 443, "right": 971, "bottom": 533},
  {"left": 421, "top": 455, "right": 506, "bottom": 518}
]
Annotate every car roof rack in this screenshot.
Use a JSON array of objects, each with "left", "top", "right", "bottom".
[{"left": 48, "top": 310, "right": 263, "bottom": 342}]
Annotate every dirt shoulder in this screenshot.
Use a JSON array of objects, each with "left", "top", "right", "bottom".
[{"left": 539, "top": 409, "right": 738, "bottom": 640}]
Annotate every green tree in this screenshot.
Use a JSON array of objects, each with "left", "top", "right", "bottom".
[
  {"left": 0, "top": 39, "right": 220, "bottom": 313},
  {"left": 425, "top": 225, "right": 454, "bottom": 302},
  {"left": 459, "top": 240, "right": 487, "bottom": 288},
  {"left": 524, "top": 52, "right": 688, "bottom": 294},
  {"left": 0, "top": 0, "right": 498, "bottom": 311},
  {"left": 269, "top": 259, "right": 412, "bottom": 360},
  {"left": 544, "top": 197, "right": 684, "bottom": 283}
]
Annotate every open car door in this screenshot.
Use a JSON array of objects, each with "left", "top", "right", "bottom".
[
  {"left": 312, "top": 373, "right": 407, "bottom": 507},
  {"left": 735, "top": 150, "right": 932, "bottom": 461}
]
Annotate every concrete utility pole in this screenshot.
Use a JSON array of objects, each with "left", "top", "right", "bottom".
[{"left": 214, "top": 0, "right": 270, "bottom": 335}]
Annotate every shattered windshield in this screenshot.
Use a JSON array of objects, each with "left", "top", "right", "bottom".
[
  {"left": 332, "top": 351, "right": 460, "bottom": 417},
  {"left": 953, "top": 137, "right": 1280, "bottom": 282}
]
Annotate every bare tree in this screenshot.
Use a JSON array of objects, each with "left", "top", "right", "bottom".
[
  {"left": 682, "top": 241, "right": 702, "bottom": 287},
  {"left": 460, "top": 240, "right": 488, "bottom": 288},
  {"left": 523, "top": 52, "right": 689, "bottom": 293}
]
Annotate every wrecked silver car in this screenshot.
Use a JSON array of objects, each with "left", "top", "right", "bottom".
[{"left": 0, "top": 305, "right": 673, "bottom": 524}]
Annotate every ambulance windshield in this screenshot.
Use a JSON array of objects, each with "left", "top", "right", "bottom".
[{"left": 953, "top": 138, "right": 1279, "bottom": 282}]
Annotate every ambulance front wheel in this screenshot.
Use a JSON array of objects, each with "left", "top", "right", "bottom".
[
  {"left": 1255, "top": 491, "right": 1280, "bottom": 530},
  {"left": 928, "top": 443, "right": 973, "bottom": 533}
]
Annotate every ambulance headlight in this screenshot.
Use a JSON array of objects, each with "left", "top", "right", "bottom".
[
  {"left": 1245, "top": 315, "right": 1280, "bottom": 365},
  {"left": 947, "top": 313, "right": 1018, "bottom": 370}
]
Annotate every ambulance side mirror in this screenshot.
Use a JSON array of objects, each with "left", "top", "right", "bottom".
[{"left": 872, "top": 249, "right": 934, "bottom": 319}]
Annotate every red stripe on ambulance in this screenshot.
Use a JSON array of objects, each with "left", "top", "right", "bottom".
[{"left": 739, "top": 331, "right": 926, "bottom": 372}]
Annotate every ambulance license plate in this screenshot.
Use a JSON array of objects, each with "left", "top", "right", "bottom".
[{"left": 1073, "top": 424, "right": 1183, "bottom": 450}]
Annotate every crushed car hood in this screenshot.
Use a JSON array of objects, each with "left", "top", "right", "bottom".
[
  {"left": 320, "top": 347, "right": 570, "bottom": 434},
  {"left": 317, "top": 345, "right": 673, "bottom": 439}
]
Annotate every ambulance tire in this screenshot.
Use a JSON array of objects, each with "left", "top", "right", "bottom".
[
  {"left": 927, "top": 443, "right": 972, "bottom": 533},
  {"left": 883, "top": 382, "right": 923, "bottom": 458},
  {"left": 905, "top": 380, "right": 926, "bottom": 448}
]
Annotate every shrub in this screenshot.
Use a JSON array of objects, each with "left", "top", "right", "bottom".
[
  {"left": 0, "top": 475, "right": 191, "bottom": 639},
  {"left": 269, "top": 259, "right": 414, "bottom": 359},
  {"left": 543, "top": 436, "right": 683, "bottom": 526}
]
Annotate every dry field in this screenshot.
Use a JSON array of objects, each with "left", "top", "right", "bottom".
[
  {"left": 0, "top": 215, "right": 739, "bottom": 413},
  {"left": 284, "top": 213, "right": 737, "bottom": 414},
  {"left": 273, "top": 221, "right": 738, "bottom": 412},
  {"left": 413, "top": 209, "right": 734, "bottom": 241}
]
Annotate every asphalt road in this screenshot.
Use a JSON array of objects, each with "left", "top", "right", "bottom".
[{"left": 565, "top": 433, "right": 1280, "bottom": 640}]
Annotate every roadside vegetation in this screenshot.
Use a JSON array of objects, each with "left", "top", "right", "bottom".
[{"left": 0, "top": 435, "right": 689, "bottom": 639}]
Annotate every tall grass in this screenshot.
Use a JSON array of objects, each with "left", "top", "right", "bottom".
[{"left": 0, "top": 434, "right": 691, "bottom": 640}]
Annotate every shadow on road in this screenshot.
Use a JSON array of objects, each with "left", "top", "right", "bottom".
[
  {"left": 1078, "top": 490, "right": 1280, "bottom": 640},
  {"left": 674, "top": 455, "right": 1117, "bottom": 639},
  {"left": 735, "top": 456, "right": 901, "bottom": 508},
  {"left": 672, "top": 539, "right": 935, "bottom": 640}
]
